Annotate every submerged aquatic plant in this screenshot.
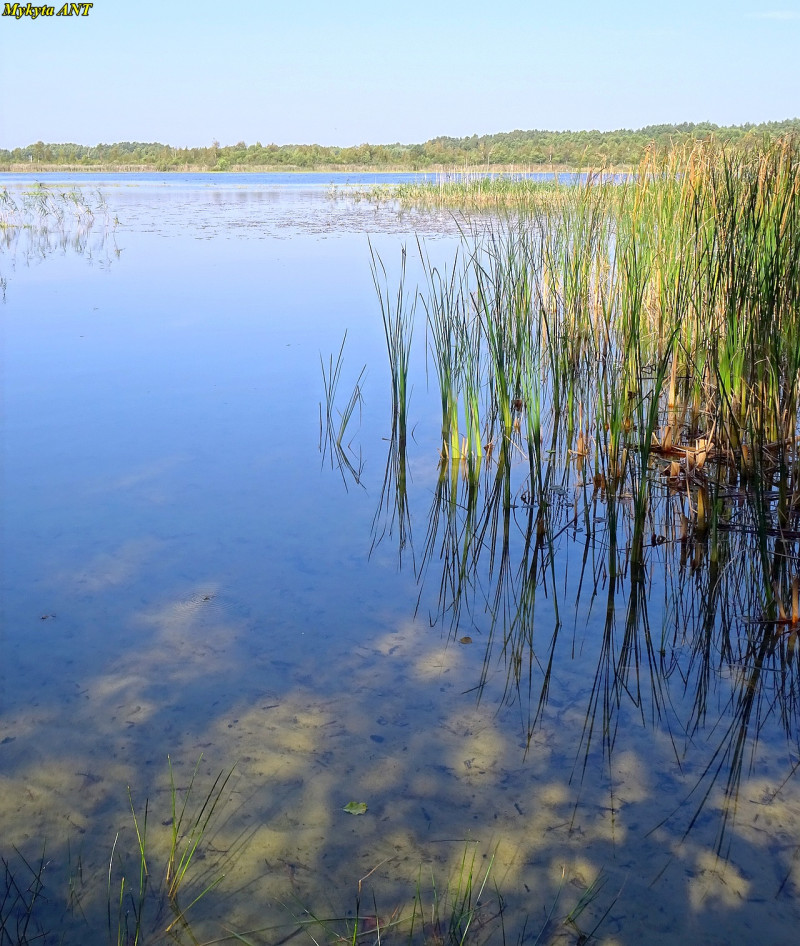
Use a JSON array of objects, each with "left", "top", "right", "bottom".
[
  {"left": 0, "top": 759, "right": 238, "bottom": 945},
  {"left": 107, "top": 757, "right": 237, "bottom": 943},
  {"left": 288, "top": 844, "right": 504, "bottom": 946}
]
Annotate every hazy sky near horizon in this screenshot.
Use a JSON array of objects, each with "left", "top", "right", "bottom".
[{"left": 1, "top": 0, "right": 798, "bottom": 148}]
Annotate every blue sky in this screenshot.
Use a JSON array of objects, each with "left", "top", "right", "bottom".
[{"left": 1, "top": 0, "right": 798, "bottom": 148}]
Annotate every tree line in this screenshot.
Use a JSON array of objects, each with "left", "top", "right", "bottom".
[{"left": 3, "top": 120, "right": 799, "bottom": 170}]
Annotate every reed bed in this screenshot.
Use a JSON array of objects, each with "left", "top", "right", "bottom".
[
  {"left": 374, "top": 137, "right": 800, "bottom": 578},
  {"left": 0, "top": 183, "right": 118, "bottom": 278},
  {"left": 0, "top": 183, "right": 111, "bottom": 231},
  {"left": 368, "top": 168, "right": 593, "bottom": 212}
]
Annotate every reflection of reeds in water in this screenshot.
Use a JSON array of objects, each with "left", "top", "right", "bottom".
[
  {"left": 408, "top": 424, "right": 800, "bottom": 852},
  {"left": 1, "top": 846, "right": 48, "bottom": 944},
  {"left": 371, "top": 421, "right": 413, "bottom": 567},
  {"left": 319, "top": 331, "right": 366, "bottom": 491}
]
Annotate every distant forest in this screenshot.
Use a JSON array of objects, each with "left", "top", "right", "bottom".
[{"left": 2, "top": 120, "right": 799, "bottom": 170}]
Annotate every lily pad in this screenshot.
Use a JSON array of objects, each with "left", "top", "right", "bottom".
[{"left": 342, "top": 801, "right": 368, "bottom": 815}]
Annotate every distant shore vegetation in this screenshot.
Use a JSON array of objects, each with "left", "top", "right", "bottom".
[{"left": 2, "top": 119, "right": 799, "bottom": 172}]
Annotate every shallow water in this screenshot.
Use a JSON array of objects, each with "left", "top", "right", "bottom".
[{"left": 1, "top": 174, "right": 799, "bottom": 945}]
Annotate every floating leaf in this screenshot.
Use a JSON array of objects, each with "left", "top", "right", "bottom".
[
  {"left": 342, "top": 801, "right": 367, "bottom": 815},
  {"left": 459, "top": 636, "right": 473, "bottom": 644}
]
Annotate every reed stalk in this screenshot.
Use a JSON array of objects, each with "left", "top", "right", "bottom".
[{"left": 370, "top": 242, "right": 415, "bottom": 449}]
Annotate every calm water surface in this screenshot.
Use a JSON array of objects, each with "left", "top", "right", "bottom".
[{"left": 0, "top": 174, "right": 798, "bottom": 944}]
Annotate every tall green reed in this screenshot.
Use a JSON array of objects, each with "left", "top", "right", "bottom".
[
  {"left": 417, "top": 238, "right": 465, "bottom": 460},
  {"left": 370, "top": 242, "right": 415, "bottom": 449}
]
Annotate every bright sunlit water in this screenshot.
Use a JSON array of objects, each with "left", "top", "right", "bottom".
[{"left": 0, "top": 174, "right": 798, "bottom": 945}]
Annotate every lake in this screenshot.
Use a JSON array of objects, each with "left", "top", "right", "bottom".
[{"left": 0, "top": 172, "right": 798, "bottom": 945}]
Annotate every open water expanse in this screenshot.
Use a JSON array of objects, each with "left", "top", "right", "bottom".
[{"left": 1, "top": 173, "right": 799, "bottom": 944}]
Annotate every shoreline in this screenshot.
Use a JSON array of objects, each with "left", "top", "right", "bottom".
[{"left": 0, "top": 162, "right": 626, "bottom": 176}]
